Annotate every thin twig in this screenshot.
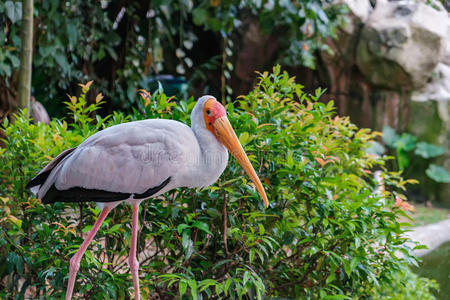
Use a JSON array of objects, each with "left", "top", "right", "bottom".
[
  {"left": 192, "top": 190, "right": 199, "bottom": 245},
  {"left": 223, "top": 192, "right": 229, "bottom": 256},
  {"left": 78, "top": 203, "right": 83, "bottom": 233},
  {"left": 221, "top": 35, "right": 228, "bottom": 103},
  {"left": 216, "top": 261, "right": 239, "bottom": 281},
  {"left": 259, "top": 156, "right": 264, "bottom": 174},
  {"left": 198, "top": 234, "right": 211, "bottom": 254}
]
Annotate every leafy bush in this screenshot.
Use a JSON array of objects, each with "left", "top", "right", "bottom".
[{"left": 0, "top": 67, "right": 437, "bottom": 299}]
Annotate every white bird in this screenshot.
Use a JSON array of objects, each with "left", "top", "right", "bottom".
[{"left": 26, "top": 95, "right": 269, "bottom": 300}]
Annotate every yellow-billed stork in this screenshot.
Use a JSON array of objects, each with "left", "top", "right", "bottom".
[{"left": 26, "top": 96, "right": 268, "bottom": 300}]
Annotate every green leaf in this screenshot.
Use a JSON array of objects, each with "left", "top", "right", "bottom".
[
  {"left": 212, "top": 259, "right": 233, "bottom": 270},
  {"left": 191, "top": 221, "right": 212, "bottom": 235},
  {"left": 382, "top": 126, "right": 398, "bottom": 148},
  {"left": 179, "top": 280, "right": 187, "bottom": 296},
  {"left": 426, "top": 164, "right": 450, "bottom": 183},
  {"left": 192, "top": 8, "right": 207, "bottom": 25},
  {"left": 397, "top": 149, "right": 410, "bottom": 170},
  {"left": 414, "top": 142, "right": 444, "bottom": 159},
  {"left": 7, "top": 53, "right": 20, "bottom": 68},
  {"left": 224, "top": 278, "right": 233, "bottom": 293},
  {"left": 105, "top": 46, "right": 118, "bottom": 61},
  {"left": 5, "top": 1, "right": 21, "bottom": 24},
  {"left": 243, "top": 271, "right": 250, "bottom": 286},
  {"left": 395, "top": 133, "right": 417, "bottom": 152},
  {"left": 413, "top": 245, "right": 428, "bottom": 250},
  {"left": 239, "top": 132, "right": 249, "bottom": 145},
  {"left": 199, "top": 279, "right": 218, "bottom": 291},
  {"left": 182, "top": 230, "right": 190, "bottom": 247},
  {"left": 82, "top": 225, "right": 93, "bottom": 233},
  {"left": 102, "top": 268, "right": 115, "bottom": 278},
  {"left": 16, "top": 255, "right": 24, "bottom": 275},
  {"left": 106, "top": 224, "right": 121, "bottom": 234},
  {"left": 343, "top": 260, "right": 351, "bottom": 277},
  {"left": 249, "top": 248, "right": 255, "bottom": 263},
  {"left": 2, "top": 64, "right": 11, "bottom": 77},
  {"left": 258, "top": 224, "right": 265, "bottom": 235},
  {"left": 54, "top": 52, "right": 70, "bottom": 74},
  {"left": 365, "top": 141, "right": 385, "bottom": 156},
  {"left": 187, "top": 279, "right": 198, "bottom": 299},
  {"left": 127, "top": 85, "right": 135, "bottom": 102},
  {"left": 350, "top": 257, "right": 359, "bottom": 271},
  {"left": 326, "top": 272, "right": 335, "bottom": 284},
  {"left": 286, "top": 150, "right": 294, "bottom": 168},
  {"left": 66, "top": 23, "right": 78, "bottom": 46},
  {"left": 209, "top": 18, "right": 222, "bottom": 31},
  {"left": 177, "top": 223, "right": 190, "bottom": 234},
  {"left": 182, "top": 231, "right": 194, "bottom": 259}
]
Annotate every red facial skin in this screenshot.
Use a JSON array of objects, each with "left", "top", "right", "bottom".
[{"left": 203, "top": 99, "right": 226, "bottom": 136}]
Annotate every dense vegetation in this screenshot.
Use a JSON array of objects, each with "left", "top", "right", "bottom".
[
  {"left": 0, "top": 0, "right": 345, "bottom": 116},
  {"left": 0, "top": 67, "right": 437, "bottom": 299}
]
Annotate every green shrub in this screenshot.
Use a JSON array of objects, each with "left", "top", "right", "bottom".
[{"left": 0, "top": 67, "right": 437, "bottom": 299}]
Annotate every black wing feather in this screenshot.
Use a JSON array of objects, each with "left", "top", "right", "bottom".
[{"left": 42, "top": 176, "right": 171, "bottom": 204}]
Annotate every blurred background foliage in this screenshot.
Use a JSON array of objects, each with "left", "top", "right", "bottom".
[
  {"left": 0, "top": 67, "right": 438, "bottom": 299},
  {"left": 0, "top": 0, "right": 345, "bottom": 117}
]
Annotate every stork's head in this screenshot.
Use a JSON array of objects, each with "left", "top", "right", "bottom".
[{"left": 193, "top": 96, "right": 269, "bottom": 208}]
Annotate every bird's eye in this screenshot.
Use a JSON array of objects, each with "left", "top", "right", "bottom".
[{"left": 206, "top": 109, "right": 211, "bottom": 116}]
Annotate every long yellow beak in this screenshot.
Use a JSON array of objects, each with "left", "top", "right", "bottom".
[{"left": 213, "top": 116, "right": 269, "bottom": 208}]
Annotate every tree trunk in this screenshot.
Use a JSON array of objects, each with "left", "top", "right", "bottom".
[{"left": 18, "top": 0, "right": 34, "bottom": 113}]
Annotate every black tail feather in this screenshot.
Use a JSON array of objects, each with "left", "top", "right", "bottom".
[
  {"left": 26, "top": 147, "right": 76, "bottom": 191},
  {"left": 25, "top": 169, "right": 52, "bottom": 189}
]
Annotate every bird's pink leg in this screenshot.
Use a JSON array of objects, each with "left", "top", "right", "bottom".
[
  {"left": 129, "top": 204, "right": 141, "bottom": 300},
  {"left": 65, "top": 207, "right": 111, "bottom": 300}
]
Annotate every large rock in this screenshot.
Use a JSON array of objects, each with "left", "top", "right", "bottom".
[
  {"left": 30, "top": 97, "right": 50, "bottom": 124},
  {"left": 356, "top": 1, "right": 449, "bottom": 89},
  {"left": 412, "top": 63, "right": 450, "bottom": 103},
  {"left": 335, "top": 0, "right": 372, "bottom": 34},
  {"left": 327, "top": 0, "right": 372, "bottom": 62}
]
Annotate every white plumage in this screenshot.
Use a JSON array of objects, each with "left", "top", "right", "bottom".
[{"left": 45, "top": 119, "right": 224, "bottom": 194}]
